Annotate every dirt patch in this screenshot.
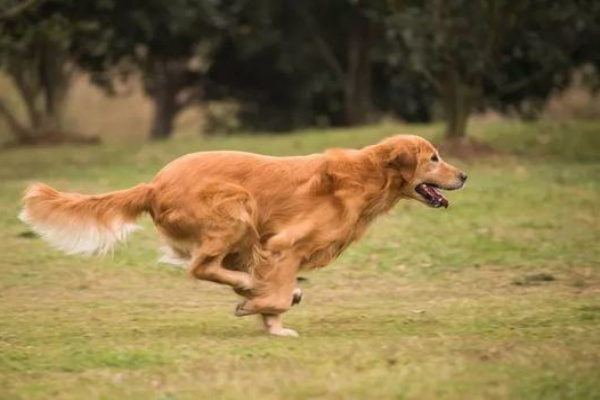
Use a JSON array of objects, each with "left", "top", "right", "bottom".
[{"left": 512, "top": 272, "right": 556, "bottom": 286}]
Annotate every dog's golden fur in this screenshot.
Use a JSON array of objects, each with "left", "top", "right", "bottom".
[{"left": 20, "top": 135, "right": 466, "bottom": 336}]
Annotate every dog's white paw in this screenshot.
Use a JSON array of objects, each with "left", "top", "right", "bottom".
[{"left": 268, "top": 327, "right": 299, "bottom": 337}]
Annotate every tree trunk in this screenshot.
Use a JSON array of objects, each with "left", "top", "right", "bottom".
[
  {"left": 147, "top": 58, "right": 185, "bottom": 140},
  {"left": 440, "top": 70, "right": 477, "bottom": 140},
  {"left": 150, "top": 93, "right": 178, "bottom": 140},
  {"left": 0, "top": 97, "right": 33, "bottom": 142},
  {"left": 39, "top": 35, "right": 70, "bottom": 134},
  {"left": 444, "top": 91, "right": 470, "bottom": 140},
  {"left": 343, "top": 12, "right": 373, "bottom": 126},
  {"left": 1, "top": 34, "right": 73, "bottom": 144}
]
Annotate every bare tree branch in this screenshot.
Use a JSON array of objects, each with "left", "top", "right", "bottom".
[
  {"left": 0, "top": 97, "right": 32, "bottom": 140},
  {"left": 9, "top": 65, "right": 43, "bottom": 128},
  {"left": 420, "top": 68, "right": 443, "bottom": 92},
  {"left": 292, "top": 3, "right": 347, "bottom": 87},
  {"left": 496, "top": 69, "right": 555, "bottom": 96},
  {"left": 0, "top": 0, "right": 41, "bottom": 20}
]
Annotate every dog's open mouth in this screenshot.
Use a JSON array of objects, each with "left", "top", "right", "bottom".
[{"left": 415, "top": 183, "right": 449, "bottom": 208}]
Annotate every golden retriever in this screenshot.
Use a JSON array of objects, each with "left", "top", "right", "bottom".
[{"left": 20, "top": 135, "right": 467, "bottom": 337}]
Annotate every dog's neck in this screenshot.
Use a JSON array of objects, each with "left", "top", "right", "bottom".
[{"left": 325, "top": 148, "right": 405, "bottom": 224}]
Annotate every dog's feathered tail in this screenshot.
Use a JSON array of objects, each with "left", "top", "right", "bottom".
[{"left": 19, "top": 182, "right": 153, "bottom": 256}]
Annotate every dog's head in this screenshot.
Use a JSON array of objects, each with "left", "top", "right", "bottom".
[{"left": 375, "top": 135, "right": 467, "bottom": 208}]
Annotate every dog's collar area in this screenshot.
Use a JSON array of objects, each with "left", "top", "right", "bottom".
[{"left": 415, "top": 183, "right": 449, "bottom": 208}]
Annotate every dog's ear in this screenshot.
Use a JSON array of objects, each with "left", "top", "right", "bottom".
[{"left": 386, "top": 142, "right": 419, "bottom": 183}]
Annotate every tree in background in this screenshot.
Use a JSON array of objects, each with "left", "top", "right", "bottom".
[
  {"left": 68, "top": 0, "right": 237, "bottom": 139},
  {"left": 371, "top": 50, "right": 436, "bottom": 123},
  {"left": 292, "top": 0, "right": 376, "bottom": 126},
  {"left": 0, "top": 0, "right": 78, "bottom": 144},
  {"left": 207, "top": 0, "right": 378, "bottom": 130},
  {"left": 484, "top": 0, "right": 600, "bottom": 120},
  {"left": 386, "top": 0, "right": 529, "bottom": 140},
  {"left": 207, "top": 0, "right": 436, "bottom": 131},
  {"left": 1, "top": 0, "right": 599, "bottom": 143},
  {"left": 385, "top": 0, "right": 600, "bottom": 140},
  {"left": 206, "top": 0, "right": 314, "bottom": 132}
]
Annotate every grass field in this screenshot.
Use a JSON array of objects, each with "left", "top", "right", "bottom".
[{"left": 1, "top": 120, "right": 599, "bottom": 399}]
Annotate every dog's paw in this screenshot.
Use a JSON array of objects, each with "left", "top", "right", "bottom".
[
  {"left": 234, "top": 301, "right": 255, "bottom": 317},
  {"left": 291, "top": 288, "right": 303, "bottom": 306},
  {"left": 268, "top": 327, "right": 299, "bottom": 337}
]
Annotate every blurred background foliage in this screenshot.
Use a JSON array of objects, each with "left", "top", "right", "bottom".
[{"left": 0, "top": 0, "right": 599, "bottom": 144}]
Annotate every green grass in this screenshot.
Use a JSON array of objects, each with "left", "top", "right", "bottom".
[{"left": 1, "top": 120, "right": 599, "bottom": 400}]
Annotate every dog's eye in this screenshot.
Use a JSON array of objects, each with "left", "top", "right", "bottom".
[{"left": 431, "top": 155, "right": 439, "bottom": 162}]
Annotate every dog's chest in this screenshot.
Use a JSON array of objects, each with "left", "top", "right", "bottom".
[
  {"left": 296, "top": 212, "right": 376, "bottom": 270},
  {"left": 264, "top": 179, "right": 397, "bottom": 270}
]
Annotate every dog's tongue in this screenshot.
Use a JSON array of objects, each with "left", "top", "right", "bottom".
[{"left": 424, "top": 185, "right": 449, "bottom": 208}]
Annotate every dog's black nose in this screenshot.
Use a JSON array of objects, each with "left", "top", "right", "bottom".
[{"left": 459, "top": 172, "right": 468, "bottom": 182}]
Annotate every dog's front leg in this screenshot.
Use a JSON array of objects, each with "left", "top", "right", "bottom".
[{"left": 261, "top": 314, "right": 298, "bottom": 337}]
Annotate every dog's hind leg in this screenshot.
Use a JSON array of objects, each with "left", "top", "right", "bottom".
[
  {"left": 155, "top": 180, "right": 259, "bottom": 292},
  {"left": 190, "top": 252, "right": 253, "bottom": 291}
]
